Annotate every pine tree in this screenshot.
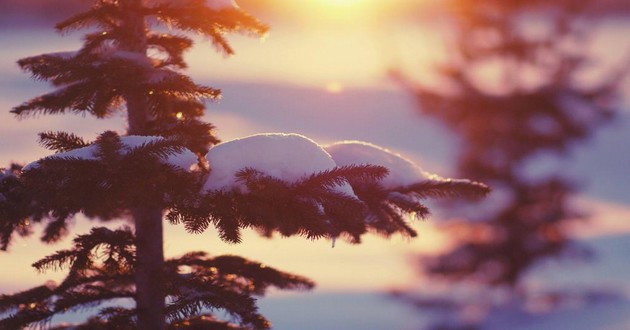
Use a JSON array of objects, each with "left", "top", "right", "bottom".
[
  {"left": 394, "top": 0, "right": 627, "bottom": 328},
  {"left": 0, "top": 1, "right": 489, "bottom": 329}
]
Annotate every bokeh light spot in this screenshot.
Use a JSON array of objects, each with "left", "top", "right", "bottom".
[{"left": 325, "top": 81, "right": 344, "bottom": 93}]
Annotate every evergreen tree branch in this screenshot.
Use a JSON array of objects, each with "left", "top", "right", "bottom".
[
  {"left": 55, "top": 2, "right": 122, "bottom": 32},
  {"left": 296, "top": 164, "right": 388, "bottom": 196},
  {"left": 38, "top": 131, "right": 90, "bottom": 153},
  {"left": 164, "top": 252, "right": 314, "bottom": 329},
  {"left": 17, "top": 52, "right": 79, "bottom": 84},
  {"left": 397, "top": 179, "right": 491, "bottom": 199},
  {"left": 0, "top": 165, "right": 34, "bottom": 250},
  {"left": 12, "top": 80, "right": 119, "bottom": 118},
  {"left": 0, "top": 285, "right": 54, "bottom": 314},
  {"left": 167, "top": 314, "right": 246, "bottom": 329},
  {"left": 148, "top": 118, "right": 220, "bottom": 155},
  {"left": 147, "top": 33, "right": 194, "bottom": 69},
  {"left": 148, "top": 1, "right": 268, "bottom": 55},
  {"left": 387, "top": 192, "right": 430, "bottom": 219},
  {"left": 32, "top": 227, "right": 135, "bottom": 274},
  {"left": 123, "top": 138, "right": 187, "bottom": 164}
]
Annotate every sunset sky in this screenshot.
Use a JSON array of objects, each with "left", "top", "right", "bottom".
[
  {"left": 1, "top": 1, "right": 630, "bottom": 329},
  {"left": 1, "top": 0, "right": 629, "bottom": 287},
  {"left": 0, "top": 0, "right": 455, "bottom": 295}
]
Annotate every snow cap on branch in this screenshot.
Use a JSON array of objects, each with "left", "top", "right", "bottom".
[
  {"left": 0, "top": 167, "right": 17, "bottom": 179},
  {"left": 203, "top": 133, "right": 355, "bottom": 196},
  {"left": 24, "top": 136, "right": 198, "bottom": 172},
  {"left": 325, "top": 141, "right": 434, "bottom": 189}
]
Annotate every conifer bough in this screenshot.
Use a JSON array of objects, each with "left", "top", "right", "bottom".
[{"left": 0, "top": 1, "right": 489, "bottom": 329}]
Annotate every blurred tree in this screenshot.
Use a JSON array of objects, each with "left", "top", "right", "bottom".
[
  {"left": 0, "top": 1, "right": 489, "bottom": 329},
  {"left": 393, "top": 0, "right": 628, "bottom": 328}
]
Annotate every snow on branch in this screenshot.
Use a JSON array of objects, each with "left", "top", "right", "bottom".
[
  {"left": 169, "top": 133, "right": 489, "bottom": 243},
  {"left": 24, "top": 133, "right": 198, "bottom": 172},
  {"left": 325, "top": 141, "right": 431, "bottom": 189},
  {"left": 203, "top": 133, "right": 355, "bottom": 196},
  {"left": 323, "top": 140, "right": 490, "bottom": 237},
  {"left": 325, "top": 140, "right": 489, "bottom": 199},
  {"left": 0, "top": 132, "right": 202, "bottom": 248},
  {"left": 4, "top": 132, "right": 489, "bottom": 249}
]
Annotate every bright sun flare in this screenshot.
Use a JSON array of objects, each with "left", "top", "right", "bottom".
[
  {"left": 321, "top": 0, "right": 363, "bottom": 6},
  {"left": 271, "top": 0, "right": 385, "bottom": 25}
]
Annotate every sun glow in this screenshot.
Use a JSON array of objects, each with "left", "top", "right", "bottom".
[
  {"left": 325, "top": 81, "right": 344, "bottom": 93},
  {"left": 258, "top": 0, "right": 393, "bottom": 26},
  {"left": 320, "top": 0, "right": 363, "bottom": 6},
  {"left": 239, "top": 0, "right": 428, "bottom": 28},
  {"left": 309, "top": 0, "right": 368, "bottom": 22}
]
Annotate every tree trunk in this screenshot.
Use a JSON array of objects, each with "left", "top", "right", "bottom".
[
  {"left": 133, "top": 207, "right": 165, "bottom": 330},
  {"left": 119, "top": 1, "right": 166, "bottom": 329}
]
